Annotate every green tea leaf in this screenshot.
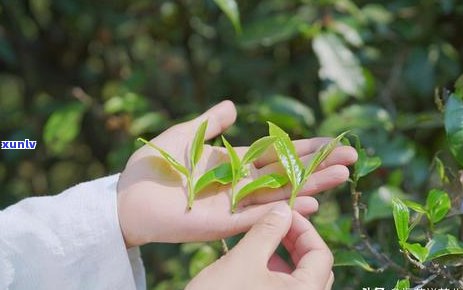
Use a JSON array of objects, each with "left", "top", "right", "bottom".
[
  {"left": 353, "top": 143, "right": 381, "bottom": 182},
  {"left": 137, "top": 137, "right": 189, "bottom": 177},
  {"left": 221, "top": 136, "right": 241, "bottom": 183},
  {"left": 392, "top": 197, "right": 410, "bottom": 243},
  {"left": 403, "top": 200, "right": 427, "bottom": 214},
  {"left": 232, "top": 174, "right": 288, "bottom": 211},
  {"left": 194, "top": 163, "right": 233, "bottom": 194},
  {"left": 403, "top": 242, "right": 428, "bottom": 263},
  {"left": 213, "top": 0, "right": 241, "bottom": 34},
  {"left": 190, "top": 120, "right": 208, "bottom": 170},
  {"left": 425, "top": 189, "right": 451, "bottom": 224},
  {"left": 241, "top": 136, "right": 276, "bottom": 165},
  {"left": 394, "top": 278, "right": 410, "bottom": 290},
  {"left": 444, "top": 92, "right": 463, "bottom": 167},
  {"left": 425, "top": 234, "right": 463, "bottom": 261},
  {"left": 334, "top": 250, "right": 374, "bottom": 272},
  {"left": 303, "top": 131, "right": 349, "bottom": 181},
  {"left": 268, "top": 122, "right": 304, "bottom": 186}
]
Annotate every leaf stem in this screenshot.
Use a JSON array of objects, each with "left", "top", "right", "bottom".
[
  {"left": 289, "top": 187, "right": 298, "bottom": 208},
  {"left": 187, "top": 174, "right": 194, "bottom": 210}
]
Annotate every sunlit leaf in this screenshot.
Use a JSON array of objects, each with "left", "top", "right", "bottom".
[
  {"left": 392, "top": 197, "right": 409, "bottom": 243},
  {"left": 425, "top": 234, "right": 463, "bottom": 261},
  {"left": 319, "top": 104, "right": 393, "bottom": 136},
  {"left": 425, "top": 189, "right": 451, "bottom": 224},
  {"left": 354, "top": 144, "right": 381, "bottom": 182},
  {"left": 221, "top": 136, "right": 241, "bottom": 184},
  {"left": 304, "top": 131, "right": 349, "bottom": 181},
  {"left": 43, "top": 102, "right": 86, "bottom": 154},
  {"left": 137, "top": 137, "right": 189, "bottom": 177},
  {"left": 403, "top": 242, "right": 428, "bottom": 263},
  {"left": 194, "top": 163, "right": 233, "bottom": 194},
  {"left": 444, "top": 92, "right": 463, "bottom": 167},
  {"left": 232, "top": 174, "right": 288, "bottom": 212},
  {"left": 255, "top": 95, "right": 315, "bottom": 132},
  {"left": 242, "top": 136, "right": 276, "bottom": 165},
  {"left": 268, "top": 122, "right": 304, "bottom": 186},
  {"left": 334, "top": 250, "right": 374, "bottom": 272},
  {"left": 213, "top": 0, "right": 241, "bottom": 34},
  {"left": 394, "top": 278, "right": 410, "bottom": 290},
  {"left": 190, "top": 120, "right": 208, "bottom": 169},
  {"left": 313, "top": 33, "right": 366, "bottom": 97},
  {"left": 403, "top": 200, "right": 426, "bottom": 214}
]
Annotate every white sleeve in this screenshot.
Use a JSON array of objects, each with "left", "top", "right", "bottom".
[{"left": 0, "top": 174, "right": 146, "bottom": 290}]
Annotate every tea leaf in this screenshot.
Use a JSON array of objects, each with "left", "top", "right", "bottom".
[
  {"left": 213, "top": 0, "right": 241, "bottom": 34},
  {"left": 425, "top": 234, "right": 463, "bottom": 261},
  {"left": 194, "top": 163, "right": 233, "bottom": 194},
  {"left": 394, "top": 279, "right": 410, "bottom": 290},
  {"left": 241, "top": 136, "right": 277, "bottom": 165},
  {"left": 221, "top": 136, "right": 242, "bottom": 183},
  {"left": 392, "top": 197, "right": 410, "bottom": 243},
  {"left": 444, "top": 92, "right": 463, "bottom": 167},
  {"left": 304, "top": 131, "right": 349, "bottom": 181},
  {"left": 403, "top": 200, "right": 427, "bottom": 214},
  {"left": 353, "top": 138, "right": 381, "bottom": 182},
  {"left": 137, "top": 137, "right": 189, "bottom": 176},
  {"left": 268, "top": 122, "right": 304, "bottom": 186},
  {"left": 403, "top": 242, "right": 428, "bottom": 263},
  {"left": 425, "top": 189, "right": 451, "bottom": 224},
  {"left": 334, "top": 250, "right": 375, "bottom": 272},
  {"left": 190, "top": 120, "right": 208, "bottom": 169},
  {"left": 232, "top": 174, "right": 288, "bottom": 212}
]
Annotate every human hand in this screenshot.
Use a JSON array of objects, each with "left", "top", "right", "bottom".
[
  {"left": 186, "top": 205, "right": 334, "bottom": 290},
  {"left": 117, "top": 100, "right": 357, "bottom": 247}
]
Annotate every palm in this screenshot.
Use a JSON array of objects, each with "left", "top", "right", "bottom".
[{"left": 117, "top": 101, "right": 357, "bottom": 246}]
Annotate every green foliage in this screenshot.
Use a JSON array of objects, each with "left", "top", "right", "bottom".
[
  {"left": 394, "top": 279, "right": 410, "bottom": 290},
  {"left": 334, "top": 250, "right": 374, "bottom": 272},
  {"left": 43, "top": 102, "right": 86, "bottom": 154},
  {"left": 190, "top": 121, "right": 208, "bottom": 170},
  {"left": 444, "top": 91, "right": 463, "bottom": 167},
  {"left": 2, "top": 0, "right": 463, "bottom": 288}
]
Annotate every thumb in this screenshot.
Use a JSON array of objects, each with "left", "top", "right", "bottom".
[
  {"left": 163, "top": 100, "right": 237, "bottom": 140},
  {"left": 231, "top": 204, "right": 292, "bottom": 264}
]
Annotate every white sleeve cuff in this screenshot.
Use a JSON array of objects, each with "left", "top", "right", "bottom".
[{"left": 0, "top": 174, "right": 146, "bottom": 290}]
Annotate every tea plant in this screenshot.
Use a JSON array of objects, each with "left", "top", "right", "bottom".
[{"left": 336, "top": 79, "right": 463, "bottom": 289}]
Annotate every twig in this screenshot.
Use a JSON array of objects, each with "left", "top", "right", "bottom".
[
  {"left": 221, "top": 238, "right": 229, "bottom": 255},
  {"left": 413, "top": 274, "right": 438, "bottom": 290},
  {"left": 350, "top": 183, "right": 422, "bottom": 282}
]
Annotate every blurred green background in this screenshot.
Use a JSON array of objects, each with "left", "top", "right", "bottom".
[{"left": 1, "top": 0, "right": 462, "bottom": 289}]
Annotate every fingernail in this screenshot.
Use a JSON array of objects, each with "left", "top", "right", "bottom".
[{"left": 271, "top": 203, "right": 291, "bottom": 217}]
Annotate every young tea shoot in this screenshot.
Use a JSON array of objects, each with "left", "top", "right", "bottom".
[
  {"left": 268, "top": 122, "right": 349, "bottom": 208},
  {"left": 138, "top": 120, "right": 209, "bottom": 209},
  {"left": 220, "top": 135, "right": 287, "bottom": 212}
]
